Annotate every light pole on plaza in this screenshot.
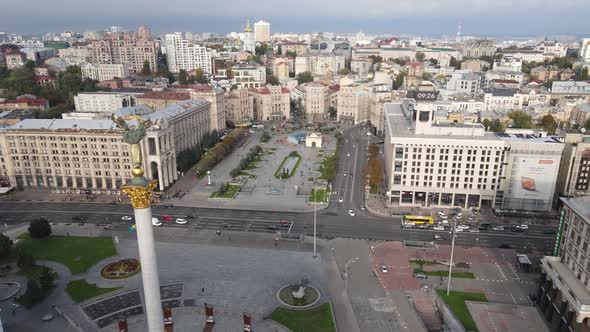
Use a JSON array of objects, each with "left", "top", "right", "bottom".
[
  {"left": 446, "top": 218, "right": 457, "bottom": 296},
  {"left": 112, "top": 115, "right": 164, "bottom": 331},
  {"left": 313, "top": 177, "right": 317, "bottom": 258},
  {"left": 344, "top": 257, "right": 359, "bottom": 291}
]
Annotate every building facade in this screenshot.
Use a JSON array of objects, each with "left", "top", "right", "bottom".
[
  {"left": 176, "top": 84, "right": 226, "bottom": 131},
  {"left": 254, "top": 20, "right": 270, "bottom": 43},
  {"left": 337, "top": 84, "right": 372, "bottom": 124},
  {"left": 225, "top": 89, "right": 254, "bottom": 124},
  {"left": 555, "top": 130, "right": 590, "bottom": 198},
  {"left": 303, "top": 82, "right": 330, "bottom": 121},
  {"left": 295, "top": 54, "right": 345, "bottom": 76},
  {"left": 164, "top": 33, "right": 212, "bottom": 75},
  {"left": 462, "top": 39, "right": 496, "bottom": 58},
  {"left": 351, "top": 59, "right": 372, "bottom": 80},
  {"left": 74, "top": 92, "right": 141, "bottom": 113},
  {"left": 537, "top": 196, "right": 590, "bottom": 332},
  {"left": 81, "top": 63, "right": 130, "bottom": 82},
  {"left": 249, "top": 86, "right": 290, "bottom": 122},
  {"left": 89, "top": 34, "right": 158, "bottom": 73}
]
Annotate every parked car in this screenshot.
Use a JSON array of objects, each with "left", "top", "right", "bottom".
[
  {"left": 516, "top": 224, "right": 529, "bottom": 230},
  {"left": 438, "top": 212, "right": 447, "bottom": 218},
  {"left": 440, "top": 220, "right": 449, "bottom": 225},
  {"left": 454, "top": 228, "right": 464, "bottom": 232},
  {"left": 347, "top": 153, "right": 350, "bottom": 157},
  {"left": 348, "top": 210, "right": 355, "bottom": 217},
  {"left": 380, "top": 265, "right": 388, "bottom": 273},
  {"left": 511, "top": 227, "right": 525, "bottom": 233},
  {"left": 338, "top": 197, "right": 344, "bottom": 203},
  {"left": 457, "top": 224, "right": 469, "bottom": 230},
  {"left": 414, "top": 272, "right": 428, "bottom": 279},
  {"left": 175, "top": 218, "right": 187, "bottom": 225},
  {"left": 72, "top": 216, "right": 84, "bottom": 221},
  {"left": 434, "top": 235, "right": 444, "bottom": 241},
  {"left": 433, "top": 226, "right": 445, "bottom": 231},
  {"left": 492, "top": 226, "right": 504, "bottom": 231},
  {"left": 266, "top": 225, "right": 279, "bottom": 230},
  {"left": 455, "top": 213, "right": 463, "bottom": 219},
  {"left": 403, "top": 223, "right": 414, "bottom": 229},
  {"left": 163, "top": 204, "right": 174, "bottom": 208},
  {"left": 360, "top": 206, "right": 366, "bottom": 211},
  {"left": 121, "top": 216, "right": 133, "bottom": 221},
  {"left": 152, "top": 218, "right": 162, "bottom": 227},
  {"left": 162, "top": 215, "right": 173, "bottom": 222},
  {"left": 185, "top": 215, "right": 197, "bottom": 219}
]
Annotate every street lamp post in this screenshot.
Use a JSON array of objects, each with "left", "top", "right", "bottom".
[
  {"left": 446, "top": 218, "right": 457, "bottom": 296},
  {"left": 344, "top": 257, "right": 359, "bottom": 291},
  {"left": 207, "top": 170, "right": 211, "bottom": 186},
  {"left": 313, "top": 178, "right": 317, "bottom": 258}
]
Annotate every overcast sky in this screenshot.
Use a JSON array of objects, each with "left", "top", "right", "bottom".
[{"left": 1, "top": 0, "right": 589, "bottom": 36}]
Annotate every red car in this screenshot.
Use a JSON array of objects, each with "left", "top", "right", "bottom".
[{"left": 162, "top": 215, "right": 173, "bottom": 222}]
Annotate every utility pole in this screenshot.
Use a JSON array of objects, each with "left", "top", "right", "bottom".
[
  {"left": 313, "top": 178, "right": 317, "bottom": 258},
  {"left": 447, "top": 218, "right": 457, "bottom": 296}
]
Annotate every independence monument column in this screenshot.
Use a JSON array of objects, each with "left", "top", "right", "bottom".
[{"left": 113, "top": 115, "right": 164, "bottom": 331}]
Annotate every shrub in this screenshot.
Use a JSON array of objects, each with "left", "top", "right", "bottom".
[
  {"left": 230, "top": 168, "right": 241, "bottom": 178},
  {"left": 24, "top": 279, "right": 42, "bottom": 301},
  {"left": 39, "top": 266, "right": 55, "bottom": 292},
  {"left": 17, "top": 251, "right": 34, "bottom": 269},
  {"left": 28, "top": 218, "right": 52, "bottom": 239},
  {"left": 289, "top": 151, "right": 299, "bottom": 157},
  {"left": 261, "top": 131, "right": 271, "bottom": 143},
  {"left": 0, "top": 233, "right": 13, "bottom": 258}
]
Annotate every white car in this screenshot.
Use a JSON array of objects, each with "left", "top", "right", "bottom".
[
  {"left": 438, "top": 212, "right": 447, "bottom": 218},
  {"left": 492, "top": 226, "right": 504, "bottom": 231},
  {"left": 360, "top": 206, "right": 366, "bottom": 211},
  {"left": 454, "top": 228, "right": 464, "bottom": 232},
  {"left": 457, "top": 224, "right": 470, "bottom": 230},
  {"left": 469, "top": 228, "right": 480, "bottom": 233},
  {"left": 151, "top": 217, "right": 162, "bottom": 227},
  {"left": 348, "top": 210, "right": 355, "bottom": 216},
  {"left": 343, "top": 173, "right": 347, "bottom": 177},
  {"left": 121, "top": 216, "right": 132, "bottom": 221},
  {"left": 455, "top": 213, "right": 463, "bottom": 219},
  {"left": 441, "top": 220, "right": 449, "bottom": 225},
  {"left": 433, "top": 226, "right": 445, "bottom": 231},
  {"left": 516, "top": 224, "right": 529, "bottom": 230},
  {"left": 338, "top": 197, "right": 344, "bottom": 203},
  {"left": 175, "top": 218, "right": 188, "bottom": 225},
  {"left": 380, "top": 264, "right": 388, "bottom": 273},
  {"left": 346, "top": 153, "right": 350, "bottom": 157}
]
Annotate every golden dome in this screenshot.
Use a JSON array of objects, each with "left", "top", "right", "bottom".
[{"left": 244, "top": 20, "right": 252, "bottom": 33}]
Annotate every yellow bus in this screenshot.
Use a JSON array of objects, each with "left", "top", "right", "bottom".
[{"left": 404, "top": 215, "right": 434, "bottom": 225}]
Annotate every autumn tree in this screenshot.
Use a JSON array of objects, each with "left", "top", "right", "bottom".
[{"left": 542, "top": 114, "right": 557, "bottom": 134}]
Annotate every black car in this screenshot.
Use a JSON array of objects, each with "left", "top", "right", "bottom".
[
  {"left": 163, "top": 204, "right": 174, "bottom": 208},
  {"left": 72, "top": 216, "right": 85, "bottom": 221},
  {"left": 266, "top": 225, "right": 279, "bottom": 230},
  {"left": 185, "top": 215, "right": 197, "bottom": 219}
]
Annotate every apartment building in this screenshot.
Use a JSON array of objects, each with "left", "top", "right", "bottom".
[
  {"left": 277, "top": 42, "right": 308, "bottom": 56},
  {"left": 270, "top": 57, "right": 290, "bottom": 80},
  {"left": 249, "top": 86, "right": 290, "bottom": 122},
  {"left": 5, "top": 50, "right": 25, "bottom": 69},
  {"left": 500, "top": 50, "right": 546, "bottom": 63},
  {"left": 462, "top": 39, "right": 496, "bottom": 58},
  {"left": 493, "top": 56, "right": 522, "bottom": 72},
  {"left": 555, "top": 129, "right": 590, "bottom": 198},
  {"left": 446, "top": 72, "right": 481, "bottom": 97},
  {"left": 337, "top": 84, "right": 373, "bottom": 124},
  {"left": 81, "top": 63, "right": 130, "bottom": 82},
  {"left": 295, "top": 54, "right": 345, "bottom": 76},
  {"left": 58, "top": 46, "right": 91, "bottom": 59},
  {"left": 217, "top": 63, "right": 266, "bottom": 89},
  {"left": 225, "top": 89, "right": 254, "bottom": 124},
  {"left": 383, "top": 88, "right": 563, "bottom": 211},
  {"left": 135, "top": 91, "right": 190, "bottom": 111},
  {"left": 254, "top": 20, "right": 270, "bottom": 43},
  {"left": 74, "top": 92, "right": 142, "bottom": 113},
  {"left": 164, "top": 33, "right": 212, "bottom": 75},
  {"left": 581, "top": 39, "right": 590, "bottom": 63},
  {"left": 537, "top": 196, "right": 590, "bottom": 332},
  {"left": 302, "top": 82, "right": 330, "bottom": 121},
  {"left": 173, "top": 84, "right": 225, "bottom": 131},
  {"left": 351, "top": 59, "right": 372, "bottom": 80},
  {"left": 89, "top": 34, "right": 158, "bottom": 73},
  {"left": 0, "top": 95, "right": 49, "bottom": 111}
]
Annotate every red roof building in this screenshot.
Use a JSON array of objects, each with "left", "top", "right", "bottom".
[{"left": 0, "top": 95, "right": 49, "bottom": 111}]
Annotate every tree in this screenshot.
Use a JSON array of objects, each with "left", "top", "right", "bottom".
[
  {"left": 368, "top": 55, "right": 383, "bottom": 64},
  {"left": 266, "top": 75, "right": 280, "bottom": 86},
  {"left": 508, "top": 110, "right": 534, "bottom": 129},
  {"left": 328, "top": 106, "right": 337, "bottom": 118},
  {"left": 140, "top": 60, "right": 152, "bottom": 76},
  {"left": 28, "top": 218, "right": 52, "bottom": 239},
  {"left": 576, "top": 67, "right": 589, "bottom": 81},
  {"left": 0, "top": 234, "right": 12, "bottom": 258},
  {"left": 337, "top": 68, "right": 351, "bottom": 75},
  {"left": 39, "top": 266, "right": 54, "bottom": 292},
  {"left": 277, "top": 45, "right": 282, "bottom": 55},
  {"left": 428, "top": 58, "right": 438, "bottom": 66},
  {"left": 193, "top": 68, "right": 208, "bottom": 84},
  {"left": 285, "top": 51, "right": 297, "bottom": 58},
  {"left": 255, "top": 43, "right": 270, "bottom": 56},
  {"left": 178, "top": 69, "right": 188, "bottom": 85},
  {"left": 296, "top": 71, "right": 314, "bottom": 84},
  {"left": 24, "top": 279, "right": 42, "bottom": 301},
  {"left": 542, "top": 114, "right": 557, "bottom": 134},
  {"left": 415, "top": 52, "right": 426, "bottom": 62},
  {"left": 585, "top": 118, "right": 590, "bottom": 131},
  {"left": 488, "top": 119, "right": 505, "bottom": 132},
  {"left": 422, "top": 72, "right": 433, "bottom": 80},
  {"left": 393, "top": 73, "right": 406, "bottom": 90},
  {"left": 366, "top": 159, "right": 383, "bottom": 189},
  {"left": 17, "top": 251, "right": 34, "bottom": 269},
  {"left": 247, "top": 55, "right": 263, "bottom": 64},
  {"left": 449, "top": 57, "right": 461, "bottom": 70},
  {"left": 368, "top": 143, "right": 379, "bottom": 159}
]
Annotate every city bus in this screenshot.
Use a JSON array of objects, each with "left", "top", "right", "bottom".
[{"left": 403, "top": 215, "right": 434, "bottom": 225}]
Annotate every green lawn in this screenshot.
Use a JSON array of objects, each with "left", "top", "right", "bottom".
[
  {"left": 209, "top": 183, "right": 241, "bottom": 198},
  {"left": 414, "top": 268, "right": 475, "bottom": 279},
  {"left": 409, "top": 259, "right": 438, "bottom": 266},
  {"left": 17, "top": 234, "right": 117, "bottom": 275},
  {"left": 309, "top": 188, "right": 328, "bottom": 203},
  {"left": 437, "top": 290, "right": 488, "bottom": 332},
  {"left": 318, "top": 153, "right": 337, "bottom": 181},
  {"left": 270, "top": 303, "right": 336, "bottom": 332},
  {"left": 66, "top": 279, "right": 122, "bottom": 303},
  {"left": 274, "top": 153, "right": 302, "bottom": 179}
]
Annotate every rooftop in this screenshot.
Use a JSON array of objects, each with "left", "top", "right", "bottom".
[
  {"left": 561, "top": 196, "right": 590, "bottom": 224},
  {"left": 6, "top": 119, "right": 117, "bottom": 131}
]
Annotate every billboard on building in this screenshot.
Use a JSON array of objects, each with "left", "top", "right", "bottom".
[{"left": 506, "top": 155, "right": 560, "bottom": 203}]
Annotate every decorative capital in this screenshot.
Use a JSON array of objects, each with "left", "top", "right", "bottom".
[{"left": 122, "top": 180, "right": 158, "bottom": 209}]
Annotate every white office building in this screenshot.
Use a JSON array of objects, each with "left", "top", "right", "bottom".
[
  {"left": 74, "top": 92, "right": 142, "bottom": 113},
  {"left": 81, "top": 63, "right": 130, "bottom": 82},
  {"left": 254, "top": 20, "right": 270, "bottom": 43},
  {"left": 164, "top": 33, "right": 212, "bottom": 74}
]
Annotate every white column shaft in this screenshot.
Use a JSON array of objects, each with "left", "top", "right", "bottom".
[{"left": 133, "top": 207, "right": 164, "bottom": 331}]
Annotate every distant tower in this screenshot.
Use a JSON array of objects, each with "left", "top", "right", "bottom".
[
  {"left": 138, "top": 25, "right": 151, "bottom": 39},
  {"left": 456, "top": 21, "right": 462, "bottom": 43},
  {"left": 242, "top": 20, "right": 255, "bottom": 53}
]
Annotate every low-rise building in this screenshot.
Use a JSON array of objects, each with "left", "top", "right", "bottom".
[
  {"left": 446, "top": 72, "right": 481, "bottom": 97},
  {"left": 249, "top": 86, "right": 290, "bottom": 122},
  {"left": 500, "top": 49, "right": 546, "bottom": 62},
  {"left": 81, "top": 63, "right": 130, "bottom": 82},
  {"left": 570, "top": 104, "right": 590, "bottom": 126},
  {"left": 485, "top": 70, "right": 527, "bottom": 88},
  {"left": 224, "top": 89, "right": 254, "bottom": 125},
  {"left": 5, "top": 50, "right": 25, "bottom": 69},
  {"left": 0, "top": 95, "right": 49, "bottom": 111},
  {"left": 493, "top": 56, "right": 522, "bottom": 72},
  {"left": 277, "top": 41, "right": 308, "bottom": 56}
]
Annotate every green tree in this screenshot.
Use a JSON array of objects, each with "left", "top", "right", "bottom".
[
  {"left": 17, "top": 251, "right": 34, "bottom": 269},
  {"left": 541, "top": 114, "right": 557, "bottom": 134},
  {"left": 296, "top": 71, "right": 314, "bottom": 84},
  {"left": 140, "top": 60, "right": 152, "bottom": 76},
  {"left": 422, "top": 72, "right": 433, "bottom": 80},
  {"left": 428, "top": 58, "right": 438, "bottom": 66},
  {"left": 449, "top": 57, "right": 462, "bottom": 70},
  {"left": 266, "top": 74, "right": 280, "bottom": 86},
  {"left": 193, "top": 68, "right": 208, "bottom": 84},
  {"left": 285, "top": 51, "right": 297, "bottom": 58},
  {"left": 178, "top": 69, "right": 188, "bottom": 85},
  {"left": 277, "top": 45, "right": 282, "bottom": 55},
  {"left": 337, "top": 68, "right": 350, "bottom": 75},
  {"left": 328, "top": 106, "right": 337, "bottom": 118},
  {"left": 576, "top": 67, "right": 589, "bottom": 81},
  {"left": 368, "top": 55, "right": 383, "bottom": 64},
  {"left": 415, "top": 52, "right": 426, "bottom": 62},
  {"left": 393, "top": 73, "right": 406, "bottom": 90},
  {"left": 255, "top": 43, "right": 270, "bottom": 56},
  {"left": 247, "top": 55, "right": 263, "bottom": 64},
  {"left": 585, "top": 118, "right": 590, "bottom": 131},
  {"left": 508, "top": 110, "right": 534, "bottom": 129},
  {"left": 482, "top": 118, "right": 504, "bottom": 132},
  {"left": 39, "top": 266, "right": 55, "bottom": 292},
  {"left": 0, "top": 234, "right": 12, "bottom": 258},
  {"left": 24, "top": 279, "right": 42, "bottom": 301},
  {"left": 28, "top": 218, "right": 52, "bottom": 239}
]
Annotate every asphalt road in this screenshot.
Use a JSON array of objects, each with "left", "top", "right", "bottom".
[{"left": 0, "top": 127, "right": 557, "bottom": 255}]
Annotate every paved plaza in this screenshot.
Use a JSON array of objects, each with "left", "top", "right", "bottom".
[
  {"left": 467, "top": 302, "right": 549, "bottom": 332},
  {"left": 169, "top": 129, "right": 337, "bottom": 212}
]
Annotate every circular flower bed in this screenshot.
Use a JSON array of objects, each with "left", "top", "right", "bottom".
[{"left": 100, "top": 259, "right": 141, "bottom": 279}]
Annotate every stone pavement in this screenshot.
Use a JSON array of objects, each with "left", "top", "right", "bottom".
[{"left": 467, "top": 302, "right": 548, "bottom": 332}]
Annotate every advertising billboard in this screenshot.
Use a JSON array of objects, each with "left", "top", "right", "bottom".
[{"left": 506, "top": 155, "right": 560, "bottom": 202}]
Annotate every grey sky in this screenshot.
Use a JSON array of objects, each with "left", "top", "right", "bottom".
[{"left": 1, "top": 0, "right": 588, "bottom": 36}]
